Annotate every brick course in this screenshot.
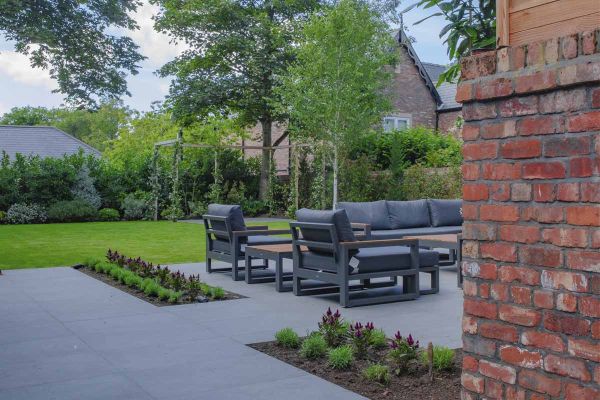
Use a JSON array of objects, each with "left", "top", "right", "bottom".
[{"left": 458, "top": 29, "right": 600, "bottom": 399}]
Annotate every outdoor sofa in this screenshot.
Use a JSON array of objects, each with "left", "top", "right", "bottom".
[
  {"left": 336, "top": 199, "right": 463, "bottom": 239},
  {"left": 290, "top": 208, "right": 440, "bottom": 307},
  {"left": 203, "top": 204, "right": 291, "bottom": 281}
]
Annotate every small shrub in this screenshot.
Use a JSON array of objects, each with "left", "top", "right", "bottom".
[
  {"left": 168, "top": 271, "right": 185, "bottom": 292},
  {"left": 121, "top": 192, "right": 151, "bottom": 220},
  {"left": 275, "top": 328, "right": 300, "bottom": 349},
  {"left": 420, "top": 345, "right": 455, "bottom": 371},
  {"left": 84, "top": 258, "right": 101, "bottom": 269},
  {"left": 328, "top": 345, "right": 354, "bottom": 370},
  {"left": 168, "top": 291, "right": 182, "bottom": 304},
  {"left": 142, "top": 279, "right": 160, "bottom": 297},
  {"left": 300, "top": 334, "right": 328, "bottom": 359},
  {"left": 119, "top": 269, "right": 135, "bottom": 285},
  {"left": 71, "top": 165, "right": 101, "bottom": 209},
  {"left": 97, "top": 261, "right": 114, "bottom": 274},
  {"left": 186, "top": 274, "right": 203, "bottom": 302},
  {"left": 388, "top": 331, "right": 420, "bottom": 376},
  {"left": 98, "top": 208, "right": 120, "bottom": 221},
  {"left": 363, "top": 364, "right": 390, "bottom": 385},
  {"left": 369, "top": 329, "right": 387, "bottom": 349},
  {"left": 209, "top": 286, "right": 225, "bottom": 300},
  {"left": 0, "top": 210, "right": 6, "bottom": 223},
  {"left": 318, "top": 308, "right": 348, "bottom": 347},
  {"left": 349, "top": 322, "right": 374, "bottom": 358},
  {"left": 109, "top": 267, "right": 124, "bottom": 281},
  {"left": 124, "top": 273, "right": 142, "bottom": 288},
  {"left": 47, "top": 199, "right": 98, "bottom": 222},
  {"left": 6, "top": 203, "right": 47, "bottom": 224},
  {"left": 158, "top": 287, "right": 172, "bottom": 301},
  {"left": 400, "top": 164, "right": 462, "bottom": 200}
]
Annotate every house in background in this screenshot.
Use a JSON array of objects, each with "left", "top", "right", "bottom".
[
  {"left": 245, "top": 29, "right": 463, "bottom": 174},
  {"left": 0, "top": 125, "right": 101, "bottom": 160},
  {"left": 384, "top": 30, "right": 462, "bottom": 135}
]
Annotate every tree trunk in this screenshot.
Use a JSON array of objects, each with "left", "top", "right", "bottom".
[
  {"left": 259, "top": 119, "right": 272, "bottom": 200},
  {"left": 332, "top": 143, "right": 338, "bottom": 209}
]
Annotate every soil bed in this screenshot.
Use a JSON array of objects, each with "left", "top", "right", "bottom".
[
  {"left": 76, "top": 265, "right": 244, "bottom": 306},
  {"left": 250, "top": 341, "right": 461, "bottom": 400}
]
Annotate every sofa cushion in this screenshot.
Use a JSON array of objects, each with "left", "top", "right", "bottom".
[
  {"left": 336, "top": 200, "right": 392, "bottom": 230},
  {"left": 295, "top": 209, "right": 356, "bottom": 254},
  {"left": 370, "top": 226, "right": 462, "bottom": 239},
  {"left": 355, "top": 247, "right": 439, "bottom": 273},
  {"left": 387, "top": 200, "right": 431, "bottom": 229},
  {"left": 206, "top": 204, "right": 246, "bottom": 240},
  {"left": 428, "top": 199, "right": 463, "bottom": 227}
]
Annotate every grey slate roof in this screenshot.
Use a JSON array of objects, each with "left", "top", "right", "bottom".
[
  {"left": 0, "top": 125, "right": 101, "bottom": 160},
  {"left": 397, "top": 30, "right": 461, "bottom": 112}
]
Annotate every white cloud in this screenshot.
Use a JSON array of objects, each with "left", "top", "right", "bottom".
[
  {"left": 0, "top": 50, "right": 57, "bottom": 90},
  {"left": 127, "top": 2, "right": 188, "bottom": 68}
]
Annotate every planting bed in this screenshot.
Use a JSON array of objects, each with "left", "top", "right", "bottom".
[
  {"left": 250, "top": 308, "right": 461, "bottom": 400},
  {"left": 251, "top": 341, "right": 461, "bottom": 400},
  {"left": 77, "top": 265, "right": 243, "bottom": 306}
]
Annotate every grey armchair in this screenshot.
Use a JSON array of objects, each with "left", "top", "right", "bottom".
[{"left": 203, "top": 204, "right": 291, "bottom": 281}]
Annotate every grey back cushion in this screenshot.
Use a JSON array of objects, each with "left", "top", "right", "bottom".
[
  {"left": 387, "top": 200, "right": 431, "bottom": 229},
  {"left": 336, "top": 200, "right": 392, "bottom": 230},
  {"left": 296, "top": 208, "right": 356, "bottom": 254},
  {"left": 428, "top": 199, "right": 463, "bottom": 227},
  {"left": 206, "top": 204, "right": 246, "bottom": 240}
]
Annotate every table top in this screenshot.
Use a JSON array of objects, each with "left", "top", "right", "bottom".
[
  {"left": 403, "top": 234, "right": 460, "bottom": 244},
  {"left": 245, "top": 243, "right": 307, "bottom": 256}
]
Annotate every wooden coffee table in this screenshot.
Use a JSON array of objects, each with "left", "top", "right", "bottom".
[
  {"left": 244, "top": 244, "right": 298, "bottom": 292},
  {"left": 403, "top": 234, "right": 463, "bottom": 287}
]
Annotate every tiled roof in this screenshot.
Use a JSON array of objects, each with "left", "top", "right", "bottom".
[{"left": 0, "top": 125, "right": 101, "bottom": 159}]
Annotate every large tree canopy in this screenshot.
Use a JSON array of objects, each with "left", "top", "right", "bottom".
[
  {"left": 0, "top": 0, "right": 145, "bottom": 107},
  {"left": 151, "top": 0, "right": 323, "bottom": 199}
]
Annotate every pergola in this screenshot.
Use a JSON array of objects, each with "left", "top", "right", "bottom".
[{"left": 152, "top": 131, "right": 314, "bottom": 220}]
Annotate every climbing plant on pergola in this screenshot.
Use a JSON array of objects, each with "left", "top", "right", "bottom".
[{"left": 152, "top": 133, "right": 313, "bottom": 220}]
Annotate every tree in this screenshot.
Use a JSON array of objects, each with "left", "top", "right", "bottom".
[
  {"left": 0, "top": 106, "right": 55, "bottom": 126},
  {"left": 0, "top": 0, "right": 145, "bottom": 107},
  {"left": 151, "top": 0, "right": 322, "bottom": 200},
  {"left": 279, "top": 0, "right": 396, "bottom": 206},
  {"left": 404, "top": 0, "right": 495, "bottom": 84}
]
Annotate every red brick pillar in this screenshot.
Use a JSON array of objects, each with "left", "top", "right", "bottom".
[{"left": 458, "top": 31, "right": 600, "bottom": 400}]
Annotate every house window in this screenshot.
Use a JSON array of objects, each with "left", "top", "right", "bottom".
[{"left": 383, "top": 116, "right": 411, "bottom": 132}]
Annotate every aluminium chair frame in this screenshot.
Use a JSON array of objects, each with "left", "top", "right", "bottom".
[
  {"left": 290, "top": 221, "right": 423, "bottom": 308},
  {"left": 203, "top": 214, "right": 290, "bottom": 281}
]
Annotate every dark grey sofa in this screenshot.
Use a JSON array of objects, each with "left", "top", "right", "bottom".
[{"left": 336, "top": 199, "right": 462, "bottom": 240}]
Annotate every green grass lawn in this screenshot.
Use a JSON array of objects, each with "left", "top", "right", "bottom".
[{"left": 0, "top": 220, "right": 290, "bottom": 270}]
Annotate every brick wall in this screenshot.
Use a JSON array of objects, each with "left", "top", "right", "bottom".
[
  {"left": 458, "top": 30, "right": 600, "bottom": 400},
  {"left": 437, "top": 109, "right": 463, "bottom": 137}
]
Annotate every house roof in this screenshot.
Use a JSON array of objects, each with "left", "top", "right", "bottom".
[
  {"left": 397, "top": 30, "right": 461, "bottom": 112},
  {"left": 0, "top": 125, "right": 101, "bottom": 160}
]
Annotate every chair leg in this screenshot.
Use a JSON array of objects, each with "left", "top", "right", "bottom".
[
  {"left": 340, "top": 279, "right": 350, "bottom": 308},
  {"left": 206, "top": 257, "right": 212, "bottom": 273},
  {"left": 293, "top": 275, "right": 303, "bottom": 296},
  {"left": 245, "top": 254, "right": 252, "bottom": 284},
  {"left": 232, "top": 256, "right": 240, "bottom": 281}
]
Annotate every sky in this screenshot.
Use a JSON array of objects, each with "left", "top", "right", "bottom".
[{"left": 0, "top": 2, "right": 449, "bottom": 116}]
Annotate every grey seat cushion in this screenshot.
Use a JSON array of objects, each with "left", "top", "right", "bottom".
[
  {"left": 370, "top": 226, "right": 462, "bottom": 239},
  {"left": 428, "top": 199, "right": 463, "bottom": 227},
  {"left": 206, "top": 204, "right": 247, "bottom": 240},
  {"left": 336, "top": 201, "right": 392, "bottom": 230},
  {"left": 387, "top": 200, "right": 431, "bottom": 229},
  {"left": 295, "top": 208, "right": 356, "bottom": 246},
  {"left": 355, "top": 246, "right": 439, "bottom": 273}
]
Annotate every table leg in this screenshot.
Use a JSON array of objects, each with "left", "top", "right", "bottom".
[{"left": 245, "top": 254, "right": 253, "bottom": 284}]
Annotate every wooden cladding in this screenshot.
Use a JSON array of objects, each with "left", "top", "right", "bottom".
[{"left": 497, "top": 0, "right": 600, "bottom": 47}]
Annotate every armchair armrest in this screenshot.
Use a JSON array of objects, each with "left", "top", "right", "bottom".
[
  {"left": 232, "top": 229, "right": 290, "bottom": 238},
  {"left": 247, "top": 225, "right": 269, "bottom": 230},
  {"left": 350, "top": 222, "right": 371, "bottom": 237},
  {"left": 339, "top": 238, "right": 419, "bottom": 250}
]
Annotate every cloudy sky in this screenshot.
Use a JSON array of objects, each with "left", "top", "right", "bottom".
[{"left": 0, "top": 2, "right": 449, "bottom": 116}]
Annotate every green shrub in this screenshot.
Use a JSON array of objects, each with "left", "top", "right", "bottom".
[
  {"left": 318, "top": 308, "right": 349, "bottom": 348},
  {"left": 96, "top": 261, "right": 114, "bottom": 274},
  {"left": 119, "top": 269, "right": 135, "bottom": 284},
  {"left": 328, "top": 345, "right": 354, "bottom": 370},
  {"left": 420, "top": 345, "right": 455, "bottom": 371},
  {"left": 158, "top": 287, "right": 172, "bottom": 301},
  {"left": 98, "top": 208, "right": 120, "bottom": 221},
  {"left": 6, "top": 203, "right": 47, "bottom": 224},
  {"left": 124, "top": 273, "right": 142, "bottom": 288},
  {"left": 209, "top": 286, "right": 225, "bottom": 300},
  {"left": 275, "top": 328, "right": 300, "bottom": 349},
  {"left": 388, "top": 332, "right": 420, "bottom": 375},
  {"left": 362, "top": 363, "right": 390, "bottom": 385},
  {"left": 121, "top": 192, "right": 151, "bottom": 220},
  {"left": 109, "top": 267, "right": 124, "bottom": 281},
  {"left": 300, "top": 334, "right": 328, "bottom": 359},
  {"left": 143, "top": 280, "right": 160, "bottom": 297},
  {"left": 83, "top": 258, "right": 101, "bottom": 269},
  {"left": 0, "top": 210, "right": 6, "bottom": 223},
  {"left": 369, "top": 329, "right": 387, "bottom": 349},
  {"left": 400, "top": 165, "right": 462, "bottom": 200},
  {"left": 168, "top": 291, "right": 182, "bottom": 304},
  {"left": 47, "top": 199, "right": 98, "bottom": 222}
]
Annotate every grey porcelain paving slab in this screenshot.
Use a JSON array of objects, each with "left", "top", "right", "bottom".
[
  {"left": 0, "top": 336, "right": 92, "bottom": 365},
  {"left": 180, "top": 375, "right": 366, "bottom": 400},
  {"left": 0, "top": 350, "right": 114, "bottom": 390},
  {"left": 0, "top": 319, "right": 72, "bottom": 345},
  {"left": 0, "top": 373, "right": 153, "bottom": 400}
]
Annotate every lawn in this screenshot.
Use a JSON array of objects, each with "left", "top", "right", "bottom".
[{"left": 0, "top": 220, "right": 290, "bottom": 269}]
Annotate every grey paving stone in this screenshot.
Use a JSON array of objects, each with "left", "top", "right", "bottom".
[
  {"left": 0, "top": 319, "right": 72, "bottom": 345},
  {"left": 0, "top": 373, "right": 152, "bottom": 400},
  {"left": 0, "top": 336, "right": 91, "bottom": 365}
]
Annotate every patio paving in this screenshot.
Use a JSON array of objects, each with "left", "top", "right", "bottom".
[{"left": 0, "top": 261, "right": 463, "bottom": 400}]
